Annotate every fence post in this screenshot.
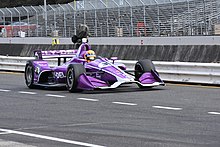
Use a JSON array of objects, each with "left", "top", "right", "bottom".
[
  {"left": 186, "top": 0, "right": 191, "bottom": 35},
  {"left": 84, "top": 8, "right": 86, "bottom": 25},
  {"left": 13, "top": 7, "right": 21, "bottom": 33},
  {"left": 39, "top": 5, "right": 47, "bottom": 36},
  {"left": 22, "top": 6, "right": 30, "bottom": 37},
  {"left": 68, "top": 3, "right": 76, "bottom": 36},
  {"left": 44, "top": 0, "right": 48, "bottom": 36},
  {"left": 203, "top": 0, "right": 207, "bottom": 35},
  {"left": 153, "top": 0, "right": 160, "bottom": 36},
  {"left": 100, "top": 0, "right": 109, "bottom": 37},
  {"left": 139, "top": 0, "right": 146, "bottom": 36},
  {"left": 169, "top": 0, "right": 174, "bottom": 36},
  {"left": 0, "top": 9, "right": 6, "bottom": 30},
  {"left": 124, "top": 0, "right": 133, "bottom": 36},
  {"left": 58, "top": 4, "right": 67, "bottom": 37},
  {"left": 111, "top": 0, "right": 121, "bottom": 35},
  {"left": 48, "top": 5, "right": 57, "bottom": 34},
  {"left": 6, "top": 8, "right": 13, "bottom": 37},
  {"left": 31, "top": 6, "right": 39, "bottom": 37},
  {"left": 89, "top": 2, "right": 97, "bottom": 37}
]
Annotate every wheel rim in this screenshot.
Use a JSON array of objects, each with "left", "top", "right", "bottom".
[
  {"left": 67, "top": 69, "right": 74, "bottom": 89},
  {"left": 26, "top": 65, "right": 32, "bottom": 86}
]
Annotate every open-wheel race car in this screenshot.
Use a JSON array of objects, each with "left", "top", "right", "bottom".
[{"left": 24, "top": 39, "right": 165, "bottom": 92}]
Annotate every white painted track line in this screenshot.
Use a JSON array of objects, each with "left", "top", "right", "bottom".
[
  {"left": 0, "top": 89, "right": 10, "bottom": 92},
  {"left": 153, "top": 106, "right": 183, "bottom": 111},
  {"left": 77, "top": 98, "right": 99, "bottom": 102},
  {"left": 0, "top": 128, "right": 105, "bottom": 147},
  {"left": 0, "top": 139, "right": 36, "bottom": 147},
  {"left": 0, "top": 132, "right": 12, "bottom": 135},
  {"left": 18, "top": 91, "right": 37, "bottom": 95},
  {"left": 208, "top": 112, "right": 220, "bottom": 115},
  {"left": 112, "top": 102, "right": 137, "bottom": 106},
  {"left": 45, "top": 94, "right": 66, "bottom": 98}
]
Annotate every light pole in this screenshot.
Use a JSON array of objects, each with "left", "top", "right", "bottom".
[{"left": 44, "top": 0, "right": 47, "bottom": 36}]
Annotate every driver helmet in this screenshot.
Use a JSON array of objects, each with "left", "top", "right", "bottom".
[{"left": 84, "top": 50, "right": 96, "bottom": 62}]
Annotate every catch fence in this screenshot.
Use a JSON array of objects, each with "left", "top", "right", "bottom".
[{"left": 0, "top": 0, "right": 220, "bottom": 37}]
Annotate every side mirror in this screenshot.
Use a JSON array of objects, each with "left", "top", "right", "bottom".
[{"left": 110, "top": 57, "right": 118, "bottom": 64}]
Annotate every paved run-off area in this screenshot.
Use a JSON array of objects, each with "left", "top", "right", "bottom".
[{"left": 0, "top": 72, "right": 220, "bottom": 147}]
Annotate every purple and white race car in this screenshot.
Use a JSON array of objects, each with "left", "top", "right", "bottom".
[{"left": 24, "top": 40, "right": 165, "bottom": 92}]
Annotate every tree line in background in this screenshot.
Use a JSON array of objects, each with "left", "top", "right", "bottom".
[{"left": 0, "top": 0, "right": 78, "bottom": 8}]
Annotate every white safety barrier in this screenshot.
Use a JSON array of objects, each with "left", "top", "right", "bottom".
[
  {"left": 0, "top": 56, "right": 54, "bottom": 71},
  {"left": 0, "top": 55, "right": 220, "bottom": 85},
  {"left": 116, "top": 60, "right": 220, "bottom": 85}
]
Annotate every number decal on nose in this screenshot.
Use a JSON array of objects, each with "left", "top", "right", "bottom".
[{"left": 54, "top": 72, "right": 65, "bottom": 78}]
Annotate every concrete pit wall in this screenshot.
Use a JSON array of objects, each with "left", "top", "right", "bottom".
[
  {"left": 93, "top": 45, "right": 220, "bottom": 63},
  {"left": 0, "top": 37, "right": 220, "bottom": 63}
]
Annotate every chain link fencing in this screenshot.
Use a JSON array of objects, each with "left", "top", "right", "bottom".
[{"left": 0, "top": 0, "right": 220, "bottom": 37}]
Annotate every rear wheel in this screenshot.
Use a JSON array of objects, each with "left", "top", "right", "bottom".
[
  {"left": 24, "top": 61, "right": 35, "bottom": 88},
  {"left": 66, "top": 64, "right": 86, "bottom": 92}
]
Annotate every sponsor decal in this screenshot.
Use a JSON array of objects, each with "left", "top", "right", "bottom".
[
  {"left": 54, "top": 72, "right": 65, "bottom": 79},
  {"left": 98, "top": 62, "right": 111, "bottom": 68},
  {"left": 41, "top": 50, "right": 77, "bottom": 56},
  {"left": 35, "top": 61, "right": 48, "bottom": 66}
]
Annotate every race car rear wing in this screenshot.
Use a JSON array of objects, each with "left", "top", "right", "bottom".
[
  {"left": 34, "top": 50, "right": 78, "bottom": 59},
  {"left": 34, "top": 49, "right": 78, "bottom": 66}
]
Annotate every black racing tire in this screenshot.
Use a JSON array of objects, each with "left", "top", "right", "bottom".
[
  {"left": 135, "top": 59, "right": 156, "bottom": 80},
  {"left": 24, "top": 61, "right": 35, "bottom": 89},
  {"left": 135, "top": 59, "right": 158, "bottom": 88},
  {"left": 66, "top": 64, "right": 86, "bottom": 92}
]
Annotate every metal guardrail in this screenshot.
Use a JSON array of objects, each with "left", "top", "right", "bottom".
[
  {"left": 1, "top": 55, "right": 220, "bottom": 85},
  {"left": 117, "top": 60, "right": 220, "bottom": 85}
]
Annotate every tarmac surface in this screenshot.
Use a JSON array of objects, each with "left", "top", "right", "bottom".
[{"left": 0, "top": 72, "right": 220, "bottom": 147}]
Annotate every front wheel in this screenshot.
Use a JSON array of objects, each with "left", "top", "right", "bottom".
[
  {"left": 66, "top": 64, "right": 86, "bottom": 92},
  {"left": 24, "top": 61, "right": 35, "bottom": 88},
  {"left": 135, "top": 59, "right": 156, "bottom": 88},
  {"left": 135, "top": 59, "right": 156, "bottom": 79}
]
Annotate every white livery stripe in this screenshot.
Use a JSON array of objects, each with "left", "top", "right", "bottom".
[
  {"left": 18, "top": 91, "right": 37, "bottom": 95},
  {"left": 77, "top": 98, "right": 99, "bottom": 102},
  {"left": 208, "top": 112, "right": 220, "bottom": 115},
  {"left": 112, "top": 102, "right": 137, "bottom": 106},
  {"left": 45, "top": 94, "right": 66, "bottom": 98},
  {"left": 0, "top": 89, "right": 10, "bottom": 92},
  {"left": 153, "top": 105, "right": 183, "bottom": 110},
  {"left": 0, "top": 128, "right": 105, "bottom": 147}
]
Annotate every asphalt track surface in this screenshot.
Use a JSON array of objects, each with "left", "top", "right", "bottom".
[{"left": 0, "top": 72, "right": 220, "bottom": 147}]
